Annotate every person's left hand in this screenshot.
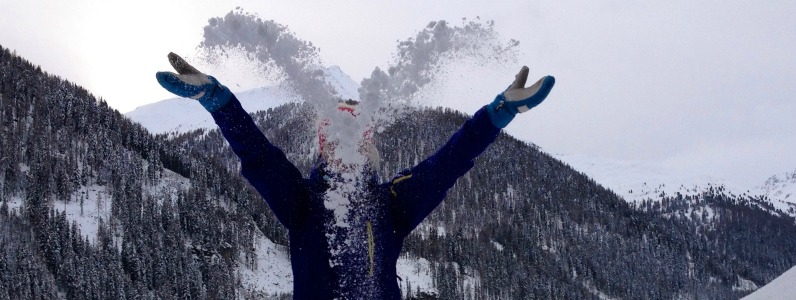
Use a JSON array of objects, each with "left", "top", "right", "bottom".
[{"left": 486, "top": 66, "right": 555, "bottom": 128}]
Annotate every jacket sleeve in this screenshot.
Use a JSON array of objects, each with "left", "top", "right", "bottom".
[
  {"left": 210, "top": 95, "right": 307, "bottom": 229},
  {"left": 389, "top": 106, "right": 500, "bottom": 236}
]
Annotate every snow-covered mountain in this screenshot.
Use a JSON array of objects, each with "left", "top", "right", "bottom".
[
  {"left": 126, "top": 85, "right": 293, "bottom": 135},
  {"left": 556, "top": 154, "right": 796, "bottom": 216},
  {"left": 126, "top": 65, "right": 359, "bottom": 135},
  {"left": 555, "top": 154, "right": 736, "bottom": 202},
  {"left": 755, "top": 170, "right": 796, "bottom": 215},
  {"left": 324, "top": 65, "right": 360, "bottom": 100}
]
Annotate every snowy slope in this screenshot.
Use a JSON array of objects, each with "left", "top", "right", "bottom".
[
  {"left": 555, "top": 154, "right": 796, "bottom": 216},
  {"left": 753, "top": 170, "right": 796, "bottom": 215},
  {"left": 6, "top": 166, "right": 191, "bottom": 246},
  {"left": 127, "top": 65, "right": 358, "bottom": 135},
  {"left": 742, "top": 264, "right": 796, "bottom": 300},
  {"left": 555, "top": 154, "right": 744, "bottom": 202},
  {"left": 239, "top": 233, "right": 294, "bottom": 296},
  {"left": 126, "top": 85, "right": 296, "bottom": 134},
  {"left": 325, "top": 65, "right": 360, "bottom": 100}
]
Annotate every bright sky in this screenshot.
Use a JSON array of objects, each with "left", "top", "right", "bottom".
[{"left": 2, "top": 1, "right": 795, "bottom": 186}]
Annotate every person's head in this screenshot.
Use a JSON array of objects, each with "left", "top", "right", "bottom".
[{"left": 318, "top": 99, "right": 380, "bottom": 171}]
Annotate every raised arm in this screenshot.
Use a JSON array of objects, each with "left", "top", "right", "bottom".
[
  {"left": 156, "top": 53, "right": 307, "bottom": 229},
  {"left": 389, "top": 66, "right": 555, "bottom": 236}
]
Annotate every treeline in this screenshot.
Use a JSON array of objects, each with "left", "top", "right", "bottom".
[{"left": 0, "top": 45, "right": 286, "bottom": 299}]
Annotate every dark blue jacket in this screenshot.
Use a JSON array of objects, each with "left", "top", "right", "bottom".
[{"left": 211, "top": 96, "right": 500, "bottom": 299}]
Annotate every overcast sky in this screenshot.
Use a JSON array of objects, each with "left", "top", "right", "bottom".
[{"left": 2, "top": 1, "right": 795, "bottom": 186}]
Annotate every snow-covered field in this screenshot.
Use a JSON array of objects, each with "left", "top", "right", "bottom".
[
  {"left": 54, "top": 184, "right": 112, "bottom": 244},
  {"left": 742, "top": 264, "right": 796, "bottom": 300}
]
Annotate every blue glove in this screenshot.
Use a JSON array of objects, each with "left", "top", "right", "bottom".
[
  {"left": 155, "top": 52, "right": 232, "bottom": 112},
  {"left": 486, "top": 66, "right": 555, "bottom": 128}
]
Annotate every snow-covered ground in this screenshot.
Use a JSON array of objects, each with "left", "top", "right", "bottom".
[
  {"left": 54, "top": 184, "right": 112, "bottom": 244},
  {"left": 742, "top": 264, "right": 796, "bottom": 300},
  {"left": 4, "top": 165, "right": 191, "bottom": 247},
  {"left": 239, "top": 233, "right": 294, "bottom": 296},
  {"left": 54, "top": 168, "right": 190, "bottom": 244},
  {"left": 4, "top": 195, "right": 24, "bottom": 215},
  {"left": 396, "top": 257, "right": 436, "bottom": 297}
]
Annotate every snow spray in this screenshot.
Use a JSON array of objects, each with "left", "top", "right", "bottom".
[{"left": 194, "top": 8, "right": 520, "bottom": 295}]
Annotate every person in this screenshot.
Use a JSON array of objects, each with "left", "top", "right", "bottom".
[{"left": 156, "top": 52, "right": 555, "bottom": 299}]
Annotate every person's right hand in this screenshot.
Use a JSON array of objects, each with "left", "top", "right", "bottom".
[{"left": 156, "top": 52, "right": 232, "bottom": 112}]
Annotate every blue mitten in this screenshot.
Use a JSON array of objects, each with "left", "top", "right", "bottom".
[
  {"left": 486, "top": 66, "right": 555, "bottom": 128},
  {"left": 155, "top": 52, "right": 232, "bottom": 112}
]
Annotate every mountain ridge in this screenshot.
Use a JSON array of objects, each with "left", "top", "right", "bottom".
[{"left": 557, "top": 154, "right": 796, "bottom": 218}]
